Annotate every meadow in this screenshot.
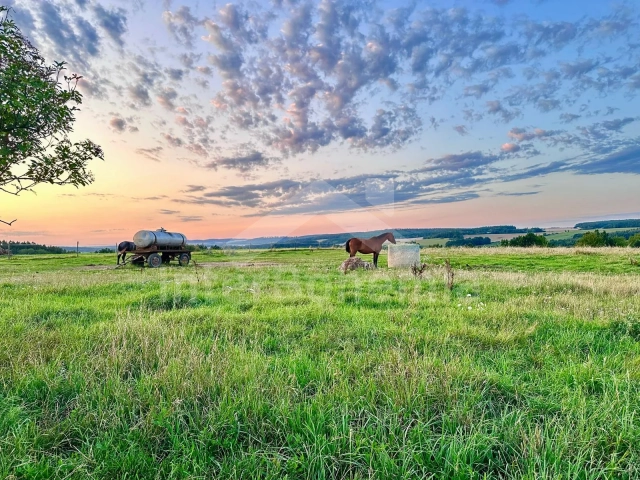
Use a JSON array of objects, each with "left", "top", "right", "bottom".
[{"left": 1, "top": 247, "right": 640, "bottom": 479}]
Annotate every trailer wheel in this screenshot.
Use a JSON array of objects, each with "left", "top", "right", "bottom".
[
  {"left": 178, "top": 253, "right": 190, "bottom": 266},
  {"left": 148, "top": 253, "right": 162, "bottom": 268}
]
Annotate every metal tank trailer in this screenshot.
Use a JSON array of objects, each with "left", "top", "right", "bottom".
[{"left": 126, "top": 228, "right": 191, "bottom": 268}]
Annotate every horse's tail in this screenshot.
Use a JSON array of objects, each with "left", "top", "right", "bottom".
[{"left": 345, "top": 239, "right": 351, "bottom": 253}]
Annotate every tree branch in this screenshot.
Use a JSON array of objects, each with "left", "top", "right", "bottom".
[{"left": 0, "top": 218, "right": 17, "bottom": 226}]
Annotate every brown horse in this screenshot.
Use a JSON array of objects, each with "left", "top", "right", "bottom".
[
  {"left": 345, "top": 232, "right": 396, "bottom": 268},
  {"left": 117, "top": 241, "right": 136, "bottom": 265}
]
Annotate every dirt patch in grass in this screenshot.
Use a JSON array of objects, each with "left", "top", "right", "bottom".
[
  {"left": 79, "top": 261, "right": 283, "bottom": 270},
  {"left": 195, "top": 261, "right": 282, "bottom": 268}
]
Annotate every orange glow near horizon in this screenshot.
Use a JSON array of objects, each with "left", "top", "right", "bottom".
[{"left": 3, "top": 166, "right": 640, "bottom": 246}]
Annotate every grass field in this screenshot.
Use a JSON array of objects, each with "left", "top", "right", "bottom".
[
  {"left": 461, "top": 234, "right": 524, "bottom": 243},
  {"left": 415, "top": 238, "right": 450, "bottom": 247},
  {"left": 2, "top": 248, "right": 640, "bottom": 479}
]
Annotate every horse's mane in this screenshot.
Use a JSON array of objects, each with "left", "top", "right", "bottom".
[{"left": 373, "top": 232, "right": 392, "bottom": 239}]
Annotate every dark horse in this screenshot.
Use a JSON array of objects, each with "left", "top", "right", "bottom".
[
  {"left": 117, "top": 241, "right": 136, "bottom": 265},
  {"left": 345, "top": 232, "right": 396, "bottom": 268}
]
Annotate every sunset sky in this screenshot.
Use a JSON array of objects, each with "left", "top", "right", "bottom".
[{"left": 3, "top": 0, "right": 640, "bottom": 246}]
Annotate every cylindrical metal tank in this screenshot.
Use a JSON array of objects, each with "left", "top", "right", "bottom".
[{"left": 133, "top": 229, "right": 187, "bottom": 249}]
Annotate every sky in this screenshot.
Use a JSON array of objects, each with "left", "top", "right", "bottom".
[{"left": 2, "top": 0, "right": 640, "bottom": 245}]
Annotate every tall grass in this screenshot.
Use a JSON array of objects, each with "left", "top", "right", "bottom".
[{"left": 1, "top": 249, "right": 639, "bottom": 478}]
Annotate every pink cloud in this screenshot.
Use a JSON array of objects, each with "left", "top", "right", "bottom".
[{"left": 501, "top": 143, "right": 521, "bottom": 153}]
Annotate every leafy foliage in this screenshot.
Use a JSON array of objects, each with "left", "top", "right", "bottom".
[
  {"left": 548, "top": 238, "right": 579, "bottom": 247},
  {"left": 609, "top": 229, "right": 640, "bottom": 240},
  {"left": 610, "top": 236, "right": 629, "bottom": 247},
  {"left": 628, "top": 234, "right": 640, "bottom": 248},
  {"left": 0, "top": 7, "right": 103, "bottom": 198},
  {"left": 501, "top": 232, "right": 548, "bottom": 247},
  {"left": 446, "top": 236, "right": 491, "bottom": 247},
  {"left": 576, "top": 230, "right": 617, "bottom": 247}
]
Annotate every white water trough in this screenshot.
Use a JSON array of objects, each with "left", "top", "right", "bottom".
[{"left": 387, "top": 243, "right": 421, "bottom": 268}]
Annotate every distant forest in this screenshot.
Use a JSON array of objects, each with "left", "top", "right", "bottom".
[
  {"left": 575, "top": 219, "right": 640, "bottom": 229},
  {"left": 0, "top": 241, "right": 67, "bottom": 255}
]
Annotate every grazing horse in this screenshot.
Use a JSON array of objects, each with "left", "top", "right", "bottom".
[
  {"left": 117, "top": 241, "right": 136, "bottom": 265},
  {"left": 345, "top": 232, "right": 396, "bottom": 268}
]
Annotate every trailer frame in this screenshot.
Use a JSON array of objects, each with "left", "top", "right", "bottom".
[{"left": 117, "top": 244, "right": 191, "bottom": 268}]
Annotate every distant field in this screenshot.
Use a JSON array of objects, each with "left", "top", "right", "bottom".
[
  {"left": 543, "top": 231, "right": 581, "bottom": 241},
  {"left": 415, "top": 238, "right": 450, "bottom": 247},
  {"left": 462, "top": 233, "right": 525, "bottom": 242},
  {"left": 543, "top": 227, "right": 578, "bottom": 233},
  {"left": 417, "top": 235, "right": 524, "bottom": 245},
  {"left": 544, "top": 227, "right": 640, "bottom": 241},
  {"left": 1, "top": 248, "right": 640, "bottom": 478}
]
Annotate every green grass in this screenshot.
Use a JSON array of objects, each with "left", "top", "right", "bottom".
[
  {"left": 416, "top": 238, "right": 450, "bottom": 247},
  {"left": 1, "top": 248, "right": 640, "bottom": 478},
  {"left": 426, "top": 247, "right": 640, "bottom": 274}
]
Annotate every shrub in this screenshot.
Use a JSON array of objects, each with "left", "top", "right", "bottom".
[
  {"left": 628, "top": 234, "right": 640, "bottom": 248},
  {"left": 506, "top": 233, "right": 548, "bottom": 247},
  {"left": 446, "top": 236, "right": 491, "bottom": 247},
  {"left": 611, "top": 236, "right": 628, "bottom": 247},
  {"left": 576, "top": 230, "right": 620, "bottom": 247}
]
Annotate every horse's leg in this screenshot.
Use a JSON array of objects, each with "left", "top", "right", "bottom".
[
  {"left": 117, "top": 253, "right": 121, "bottom": 265},
  {"left": 349, "top": 240, "right": 356, "bottom": 257},
  {"left": 373, "top": 252, "right": 379, "bottom": 268}
]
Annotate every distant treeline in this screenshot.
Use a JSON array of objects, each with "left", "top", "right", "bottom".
[
  {"left": 446, "top": 237, "right": 492, "bottom": 247},
  {"left": 575, "top": 219, "right": 640, "bottom": 229},
  {"left": 391, "top": 226, "right": 543, "bottom": 240},
  {"left": 0, "top": 240, "right": 67, "bottom": 255},
  {"left": 204, "top": 226, "right": 544, "bottom": 249}
]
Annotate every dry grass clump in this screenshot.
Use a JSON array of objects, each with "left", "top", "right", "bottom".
[
  {"left": 444, "top": 258, "right": 455, "bottom": 290},
  {"left": 410, "top": 262, "right": 427, "bottom": 278}
]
